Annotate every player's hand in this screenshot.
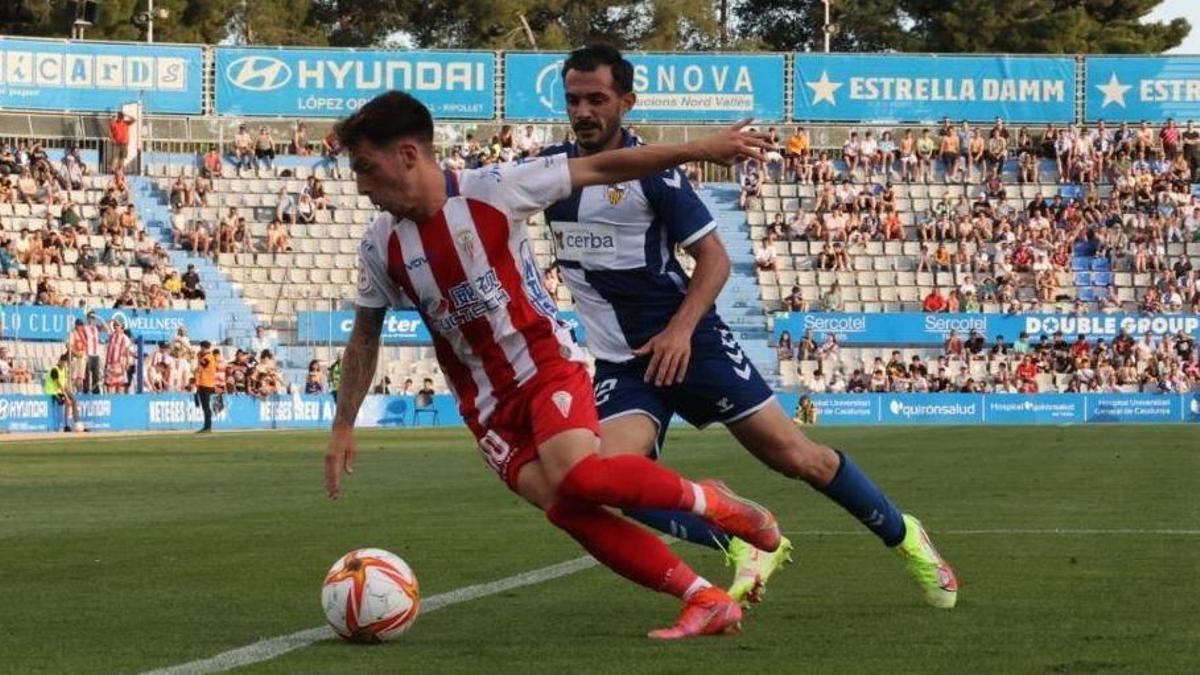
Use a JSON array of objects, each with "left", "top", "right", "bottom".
[
  {"left": 633, "top": 324, "right": 692, "bottom": 387},
  {"left": 694, "top": 119, "right": 774, "bottom": 166},
  {"left": 325, "top": 425, "right": 358, "bottom": 500}
]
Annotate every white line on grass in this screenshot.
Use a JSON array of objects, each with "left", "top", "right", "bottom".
[
  {"left": 141, "top": 527, "right": 1197, "bottom": 674},
  {"left": 141, "top": 555, "right": 598, "bottom": 675}
]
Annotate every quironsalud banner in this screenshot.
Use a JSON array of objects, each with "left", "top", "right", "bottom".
[
  {"left": 0, "top": 37, "right": 203, "bottom": 114},
  {"left": 773, "top": 312, "right": 1200, "bottom": 346},
  {"left": 214, "top": 47, "right": 495, "bottom": 118},
  {"left": 504, "top": 52, "right": 786, "bottom": 122},
  {"left": 792, "top": 54, "right": 1076, "bottom": 123},
  {"left": 1085, "top": 56, "right": 1200, "bottom": 122}
]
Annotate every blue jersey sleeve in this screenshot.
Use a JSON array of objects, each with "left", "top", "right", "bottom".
[{"left": 640, "top": 167, "right": 715, "bottom": 248}]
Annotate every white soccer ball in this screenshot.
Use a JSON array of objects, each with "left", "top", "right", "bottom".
[{"left": 321, "top": 548, "right": 420, "bottom": 642}]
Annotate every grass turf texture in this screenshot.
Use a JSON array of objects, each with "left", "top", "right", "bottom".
[{"left": 1, "top": 426, "right": 1197, "bottom": 674}]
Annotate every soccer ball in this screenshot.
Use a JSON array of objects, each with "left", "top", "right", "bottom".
[{"left": 321, "top": 548, "right": 420, "bottom": 642}]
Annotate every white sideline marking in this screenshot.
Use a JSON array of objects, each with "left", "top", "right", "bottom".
[
  {"left": 142, "top": 527, "right": 1197, "bottom": 674},
  {"left": 142, "top": 555, "right": 598, "bottom": 675}
]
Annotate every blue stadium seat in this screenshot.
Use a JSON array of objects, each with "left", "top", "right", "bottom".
[
  {"left": 1074, "top": 272, "right": 1091, "bottom": 286},
  {"left": 1091, "top": 272, "right": 1112, "bottom": 286},
  {"left": 1071, "top": 257, "right": 1092, "bottom": 271},
  {"left": 1090, "top": 257, "right": 1111, "bottom": 272},
  {"left": 1077, "top": 287, "right": 1097, "bottom": 302}
]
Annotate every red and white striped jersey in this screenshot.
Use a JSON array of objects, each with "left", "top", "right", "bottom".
[{"left": 356, "top": 154, "right": 586, "bottom": 426}]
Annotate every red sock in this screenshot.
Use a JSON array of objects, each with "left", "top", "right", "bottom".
[
  {"left": 556, "top": 454, "right": 697, "bottom": 511},
  {"left": 546, "top": 498, "right": 699, "bottom": 598}
]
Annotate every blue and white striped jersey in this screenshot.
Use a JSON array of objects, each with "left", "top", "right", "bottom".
[{"left": 542, "top": 130, "right": 721, "bottom": 363}]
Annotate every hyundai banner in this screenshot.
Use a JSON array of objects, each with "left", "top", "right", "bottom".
[
  {"left": 775, "top": 393, "right": 1195, "bottom": 426},
  {"left": 792, "top": 54, "right": 1075, "bottom": 123},
  {"left": 0, "top": 305, "right": 220, "bottom": 342},
  {"left": 1085, "top": 56, "right": 1200, "bottom": 122},
  {"left": 297, "top": 310, "right": 586, "bottom": 344},
  {"left": 504, "top": 52, "right": 786, "bottom": 122},
  {"left": 215, "top": 48, "right": 495, "bottom": 118},
  {"left": 0, "top": 37, "right": 203, "bottom": 114},
  {"left": 773, "top": 312, "right": 1200, "bottom": 346}
]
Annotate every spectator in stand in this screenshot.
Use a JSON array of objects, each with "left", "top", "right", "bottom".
[
  {"left": 232, "top": 125, "right": 254, "bottom": 175},
  {"left": 739, "top": 164, "right": 761, "bottom": 209},
  {"left": 415, "top": 377, "right": 436, "bottom": 409},
  {"left": 304, "top": 176, "right": 330, "bottom": 210},
  {"left": 201, "top": 146, "right": 223, "bottom": 179},
  {"left": 108, "top": 110, "right": 134, "bottom": 173},
  {"left": 944, "top": 329, "right": 965, "bottom": 361},
  {"left": 266, "top": 218, "right": 291, "bottom": 253},
  {"left": 322, "top": 129, "right": 343, "bottom": 179},
  {"left": 275, "top": 187, "right": 296, "bottom": 225},
  {"left": 182, "top": 264, "right": 205, "bottom": 301},
  {"left": 306, "top": 360, "right": 325, "bottom": 394},
  {"left": 783, "top": 284, "right": 808, "bottom": 311},
  {"left": 254, "top": 126, "right": 276, "bottom": 172},
  {"left": 754, "top": 234, "right": 777, "bottom": 272},
  {"left": 163, "top": 270, "right": 184, "bottom": 299},
  {"left": 295, "top": 193, "right": 317, "bottom": 224},
  {"left": 103, "top": 319, "right": 134, "bottom": 393},
  {"left": 776, "top": 330, "right": 794, "bottom": 362},
  {"left": 292, "top": 121, "right": 311, "bottom": 155},
  {"left": 797, "top": 329, "right": 817, "bottom": 361},
  {"left": 819, "top": 282, "right": 843, "bottom": 311},
  {"left": 922, "top": 286, "right": 948, "bottom": 313}
]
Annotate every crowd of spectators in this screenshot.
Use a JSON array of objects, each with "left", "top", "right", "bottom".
[
  {"left": 747, "top": 118, "right": 1200, "bottom": 317},
  {"left": 779, "top": 325, "right": 1199, "bottom": 394}
]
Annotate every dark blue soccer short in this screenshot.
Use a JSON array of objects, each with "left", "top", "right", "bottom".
[{"left": 591, "top": 321, "right": 775, "bottom": 457}]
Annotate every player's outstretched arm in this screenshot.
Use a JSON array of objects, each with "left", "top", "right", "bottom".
[
  {"left": 325, "top": 305, "right": 385, "bottom": 499},
  {"left": 568, "top": 119, "right": 771, "bottom": 189}
]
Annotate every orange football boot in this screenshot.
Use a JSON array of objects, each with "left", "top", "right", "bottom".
[
  {"left": 699, "top": 480, "right": 781, "bottom": 553},
  {"left": 648, "top": 587, "right": 743, "bottom": 640}
]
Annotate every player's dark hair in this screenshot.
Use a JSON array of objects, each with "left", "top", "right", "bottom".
[
  {"left": 333, "top": 91, "right": 434, "bottom": 152},
  {"left": 562, "top": 44, "right": 635, "bottom": 95}
]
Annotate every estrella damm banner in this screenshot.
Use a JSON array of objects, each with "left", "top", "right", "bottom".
[
  {"left": 504, "top": 52, "right": 786, "bottom": 122},
  {"left": 214, "top": 47, "right": 495, "bottom": 118},
  {"left": 792, "top": 54, "right": 1075, "bottom": 123},
  {"left": 1085, "top": 56, "right": 1200, "bottom": 122},
  {"left": 0, "top": 37, "right": 202, "bottom": 114}
]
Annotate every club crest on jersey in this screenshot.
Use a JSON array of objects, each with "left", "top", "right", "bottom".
[
  {"left": 455, "top": 229, "right": 478, "bottom": 259},
  {"left": 606, "top": 184, "right": 627, "bottom": 206},
  {"left": 551, "top": 390, "right": 573, "bottom": 417}
]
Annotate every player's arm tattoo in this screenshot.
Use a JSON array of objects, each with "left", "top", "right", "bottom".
[{"left": 333, "top": 305, "right": 385, "bottom": 428}]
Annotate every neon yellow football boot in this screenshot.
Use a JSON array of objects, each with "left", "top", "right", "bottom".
[
  {"left": 896, "top": 514, "right": 958, "bottom": 608},
  {"left": 726, "top": 535, "right": 794, "bottom": 605}
]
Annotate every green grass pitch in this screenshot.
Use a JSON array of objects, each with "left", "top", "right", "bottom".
[{"left": 1, "top": 426, "right": 1197, "bottom": 674}]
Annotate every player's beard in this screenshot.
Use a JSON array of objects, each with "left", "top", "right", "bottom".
[{"left": 574, "top": 116, "right": 621, "bottom": 154}]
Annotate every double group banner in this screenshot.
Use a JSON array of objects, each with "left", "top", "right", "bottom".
[
  {"left": 0, "top": 37, "right": 202, "bottom": 114},
  {"left": 296, "top": 309, "right": 586, "bottom": 345},
  {"left": 793, "top": 54, "right": 1076, "bottom": 123},
  {"left": 0, "top": 392, "right": 463, "bottom": 433},
  {"left": 773, "top": 312, "right": 1200, "bottom": 346},
  {"left": 214, "top": 47, "right": 495, "bottom": 118},
  {"left": 776, "top": 392, "right": 1200, "bottom": 426},
  {"left": 1085, "top": 56, "right": 1200, "bottom": 122},
  {"left": 0, "top": 305, "right": 221, "bottom": 342},
  {"left": 504, "top": 52, "right": 787, "bottom": 123}
]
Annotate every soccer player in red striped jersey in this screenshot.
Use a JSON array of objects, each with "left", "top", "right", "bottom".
[{"left": 323, "top": 91, "right": 779, "bottom": 638}]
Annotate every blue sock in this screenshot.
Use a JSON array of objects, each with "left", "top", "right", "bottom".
[
  {"left": 818, "top": 450, "right": 906, "bottom": 547},
  {"left": 622, "top": 508, "right": 731, "bottom": 550}
]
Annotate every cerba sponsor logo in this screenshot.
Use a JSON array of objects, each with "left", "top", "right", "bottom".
[
  {"left": 549, "top": 221, "right": 617, "bottom": 263},
  {"left": 224, "top": 54, "right": 486, "bottom": 94},
  {"left": 887, "top": 399, "right": 976, "bottom": 418}
]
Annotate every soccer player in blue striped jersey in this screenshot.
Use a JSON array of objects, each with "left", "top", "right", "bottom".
[{"left": 538, "top": 44, "right": 958, "bottom": 609}]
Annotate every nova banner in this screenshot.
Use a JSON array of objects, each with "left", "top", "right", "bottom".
[{"left": 505, "top": 52, "right": 786, "bottom": 122}]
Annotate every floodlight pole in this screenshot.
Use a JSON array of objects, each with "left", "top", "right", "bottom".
[
  {"left": 823, "top": 0, "right": 832, "bottom": 53},
  {"left": 147, "top": 0, "right": 154, "bottom": 43}
]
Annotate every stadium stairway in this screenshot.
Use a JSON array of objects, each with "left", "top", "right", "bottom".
[
  {"left": 130, "top": 176, "right": 260, "bottom": 347},
  {"left": 698, "top": 184, "right": 778, "bottom": 385}
]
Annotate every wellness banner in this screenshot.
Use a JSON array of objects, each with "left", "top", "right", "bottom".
[
  {"left": 1085, "top": 56, "right": 1200, "bottom": 122},
  {"left": 0, "top": 37, "right": 202, "bottom": 114},
  {"left": 792, "top": 54, "right": 1075, "bottom": 123},
  {"left": 215, "top": 47, "right": 495, "bottom": 118},
  {"left": 504, "top": 52, "right": 786, "bottom": 122},
  {"left": 773, "top": 312, "right": 1200, "bottom": 346},
  {"left": 0, "top": 305, "right": 221, "bottom": 342}
]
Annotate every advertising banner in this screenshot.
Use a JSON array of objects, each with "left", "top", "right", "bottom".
[
  {"left": 504, "top": 52, "right": 786, "bottom": 122},
  {"left": 0, "top": 305, "right": 221, "bottom": 342},
  {"left": 215, "top": 47, "right": 495, "bottom": 118},
  {"left": 1085, "top": 56, "right": 1200, "bottom": 122},
  {"left": 792, "top": 54, "right": 1075, "bottom": 123},
  {"left": 0, "top": 37, "right": 202, "bottom": 114},
  {"left": 772, "top": 312, "right": 1200, "bottom": 346},
  {"left": 297, "top": 310, "right": 586, "bottom": 344}
]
